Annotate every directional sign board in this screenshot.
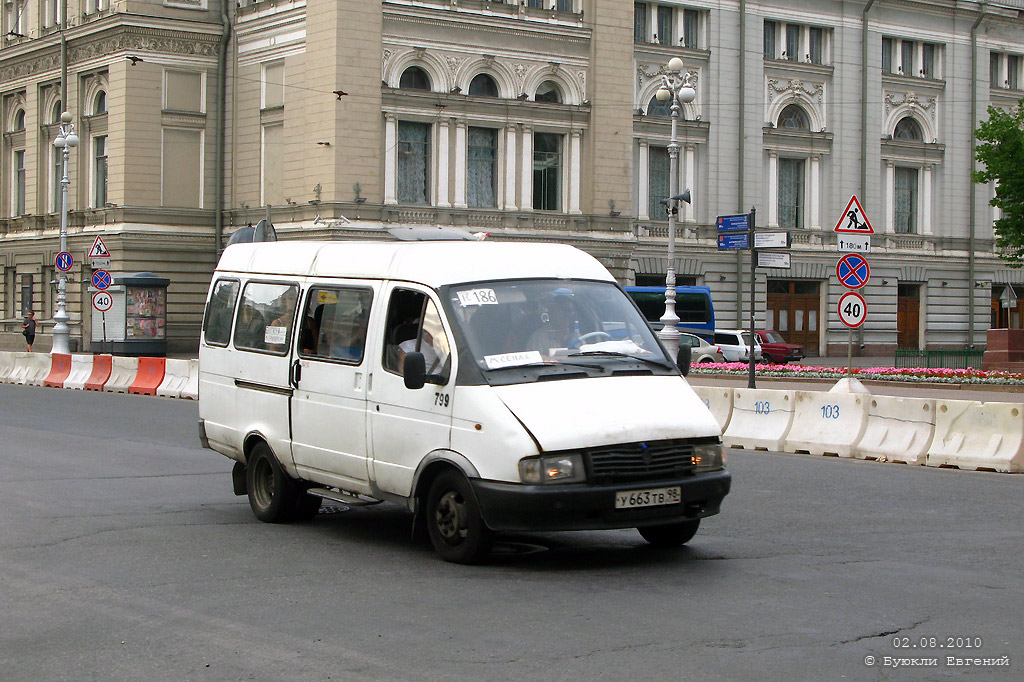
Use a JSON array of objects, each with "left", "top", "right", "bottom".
[
  {"left": 837, "top": 233, "right": 871, "bottom": 253},
  {"left": 838, "top": 291, "right": 867, "bottom": 328},
  {"left": 834, "top": 195, "right": 874, "bottom": 234},
  {"left": 717, "top": 214, "right": 750, "bottom": 232},
  {"left": 757, "top": 252, "right": 791, "bottom": 269},
  {"left": 718, "top": 233, "right": 749, "bottom": 250},
  {"left": 55, "top": 251, "right": 74, "bottom": 272},
  {"left": 92, "top": 291, "right": 114, "bottom": 312},
  {"left": 91, "top": 269, "right": 112, "bottom": 290},
  {"left": 753, "top": 232, "right": 790, "bottom": 249},
  {"left": 836, "top": 253, "right": 870, "bottom": 290}
]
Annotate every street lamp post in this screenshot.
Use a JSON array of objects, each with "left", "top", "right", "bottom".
[
  {"left": 52, "top": 111, "right": 78, "bottom": 355},
  {"left": 655, "top": 58, "right": 696, "bottom": 363}
]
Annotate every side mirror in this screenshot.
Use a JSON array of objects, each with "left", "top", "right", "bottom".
[
  {"left": 676, "top": 344, "right": 691, "bottom": 376},
  {"left": 403, "top": 351, "right": 426, "bottom": 389}
]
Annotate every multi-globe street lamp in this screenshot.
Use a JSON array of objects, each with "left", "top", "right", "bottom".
[
  {"left": 51, "top": 111, "right": 79, "bottom": 355},
  {"left": 654, "top": 57, "right": 696, "bottom": 363}
]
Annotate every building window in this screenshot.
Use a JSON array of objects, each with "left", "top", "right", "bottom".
[
  {"left": 765, "top": 20, "right": 827, "bottom": 64},
  {"left": 764, "top": 20, "right": 777, "bottom": 60},
  {"left": 634, "top": 3, "right": 648, "bottom": 43},
  {"left": 5, "top": 0, "right": 25, "bottom": 35},
  {"left": 51, "top": 100, "right": 62, "bottom": 123},
  {"left": 51, "top": 145, "right": 62, "bottom": 212},
  {"left": 467, "top": 127, "right": 497, "bottom": 208},
  {"left": 808, "top": 27, "right": 824, "bottom": 64},
  {"left": 882, "top": 38, "right": 893, "bottom": 73},
  {"left": 12, "top": 149, "right": 25, "bottom": 215},
  {"left": 12, "top": 108, "right": 25, "bottom": 131},
  {"left": 785, "top": 24, "right": 799, "bottom": 61},
  {"left": 886, "top": 38, "right": 941, "bottom": 79},
  {"left": 647, "top": 95, "right": 672, "bottom": 117},
  {"left": 894, "top": 167, "right": 918, "bottom": 233},
  {"left": 682, "top": 9, "right": 699, "bottom": 49},
  {"left": 535, "top": 81, "right": 562, "bottom": 104},
  {"left": 990, "top": 52, "right": 1001, "bottom": 88},
  {"left": 778, "top": 104, "right": 809, "bottom": 130},
  {"left": 261, "top": 62, "right": 284, "bottom": 109},
  {"left": 778, "top": 158, "right": 804, "bottom": 228},
  {"left": 648, "top": 146, "right": 670, "bottom": 220},
  {"left": 399, "top": 66, "right": 431, "bottom": 91},
  {"left": 93, "top": 135, "right": 108, "bottom": 207},
  {"left": 900, "top": 41, "right": 913, "bottom": 75},
  {"left": 93, "top": 90, "right": 107, "bottom": 115},
  {"left": 1009, "top": 56, "right": 1020, "bottom": 89},
  {"left": 921, "top": 43, "right": 935, "bottom": 78},
  {"left": 469, "top": 74, "right": 499, "bottom": 97},
  {"left": 655, "top": 5, "right": 671, "bottom": 45},
  {"left": 893, "top": 117, "right": 923, "bottom": 141},
  {"left": 397, "top": 121, "right": 431, "bottom": 204},
  {"left": 533, "top": 132, "right": 562, "bottom": 211}
]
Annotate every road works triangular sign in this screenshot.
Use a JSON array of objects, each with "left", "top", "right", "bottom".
[
  {"left": 88, "top": 236, "right": 111, "bottom": 258},
  {"left": 834, "top": 195, "right": 874, "bottom": 234}
]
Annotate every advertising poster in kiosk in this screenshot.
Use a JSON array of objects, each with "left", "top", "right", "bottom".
[{"left": 126, "top": 287, "right": 167, "bottom": 339}]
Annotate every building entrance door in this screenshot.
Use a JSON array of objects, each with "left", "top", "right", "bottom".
[
  {"left": 766, "top": 280, "right": 820, "bottom": 355},
  {"left": 897, "top": 283, "right": 921, "bottom": 349},
  {"left": 991, "top": 285, "right": 1022, "bottom": 329}
]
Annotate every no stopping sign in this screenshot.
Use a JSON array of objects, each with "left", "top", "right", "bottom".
[{"left": 838, "top": 291, "right": 867, "bottom": 328}]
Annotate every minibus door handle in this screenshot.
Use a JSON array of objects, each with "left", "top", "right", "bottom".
[{"left": 290, "top": 360, "right": 302, "bottom": 388}]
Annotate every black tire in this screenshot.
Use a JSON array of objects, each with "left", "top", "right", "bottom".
[
  {"left": 246, "top": 442, "right": 301, "bottom": 523},
  {"left": 638, "top": 519, "right": 700, "bottom": 547},
  {"left": 425, "top": 470, "right": 492, "bottom": 564}
]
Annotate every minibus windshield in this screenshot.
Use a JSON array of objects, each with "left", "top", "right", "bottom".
[{"left": 445, "top": 280, "right": 674, "bottom": 373}]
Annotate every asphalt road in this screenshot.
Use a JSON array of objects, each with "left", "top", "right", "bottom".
[{"left": 1, "top": 384, "right": 1021, "bottom": 681}]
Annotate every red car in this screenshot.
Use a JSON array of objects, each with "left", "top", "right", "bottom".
[{"left": 755, "top": 330, "right": 805, "bottom": 364}]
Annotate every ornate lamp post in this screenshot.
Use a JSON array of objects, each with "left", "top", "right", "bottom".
[
  {"left": 655, "top": 57, "right": 696, "bottom": 362},
  {"left": 52, "top": 111, "right": 78, "bottom": 355}
]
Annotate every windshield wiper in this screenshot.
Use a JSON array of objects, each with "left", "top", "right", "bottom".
[
  {"left": 485, "top": 360, "right": 606, "bottom": 371},
  {"left": 568, "top": 350, "right": 674, "bottom": 370}
]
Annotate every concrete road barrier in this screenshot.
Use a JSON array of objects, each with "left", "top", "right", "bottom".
[
  {"left": 691, "top": 385, "right": 733, "bottom": 432},
  {"left": 104, "top": 357, "right": 139, "bottom": 393},
  {"left": 63, "top": 354, "right": 95, "bottom": 390},
  {"left": 21, "top": 353, "right": 52, "bottom": 386},
  {"left": 926, "top": 400, "right": 1024, "bottom": 473},
  {"left": 783, "top": 390, "right": 869, "bottom": 457},
  {"left": 43, "top": 353, "right": 73, "bottom": 388},
  {"left": 181, "top": 359, "right": 199, "bottom": 400},
  {"left": 853, "top": 396, "right": 935, "bottom": 464},
  {"left": 84, "top": 355, "right": 113, "bottom": 391},
  {"left": 129, "top": 357, "right": 166, "bottom": 395},
  {"left": 723, "top": 388, "right": 796, "bottom": 451},
  {"left": 0, "top": 351, "right": 15, "bottom": 382},
  {"left": 157, "top": 359, "right": 191, "bottom": 399}
]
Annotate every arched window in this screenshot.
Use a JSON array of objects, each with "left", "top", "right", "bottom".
[
  {"left": 399, "top": 66, "right": 431, "bottom": 91},
  {"left": 93, "top": 90, "right": 107, "bottom": 115},
  {"left": 52, "top": 101, "right": 63, "bottom": 123},
  {"left": 646, "top": 95, "right": 672, "bottom": 117},
  {"left": 894, "top": 116, "right": 923, "bottom": 141},
  {"left": 777, "top": 104, "right": 809, "bottom": 130},
  {"left": 469, "top": 73, "right": 499, "bottom": 97},
  {"left": 13, "top": 109, "right": 25, "bottom": 131},
  {"left": 535, "top": 81, "right": 562, "bottom": 104}
]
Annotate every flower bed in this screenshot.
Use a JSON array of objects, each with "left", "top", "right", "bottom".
[{"left": 689, "top": 362, "right": 1024, "bottom": 385}]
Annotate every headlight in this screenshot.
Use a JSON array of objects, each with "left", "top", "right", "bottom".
[
  {"left": 692, "top": 443, "right": 724, "bottom": 472},
  {"left": 519, "top": 453, "right": 586, "bottom": 484}
]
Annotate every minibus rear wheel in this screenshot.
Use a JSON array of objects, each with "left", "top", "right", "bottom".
[
  {"left": 247, "top": 442, "right": 301, "bottom": 523},
  {"left": 426, "top": 470, "right": 492, "bottom": 564},
  {"left": 637, "top": 519, "right": 700, "bottom": 547}
]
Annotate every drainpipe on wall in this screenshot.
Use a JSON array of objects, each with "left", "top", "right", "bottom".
[
  {"left": 214, "top": 2, "right": 232, "bottom": 255},
  {"left": 969, "top": 2, "right": 987, "bottom": 348},
  {"left": 736, "top": 0, "right": 746, "bottom": 326}
]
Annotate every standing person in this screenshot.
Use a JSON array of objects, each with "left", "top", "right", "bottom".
[{"left": 21, "top": 310, "right": 36, "bottom": 352}]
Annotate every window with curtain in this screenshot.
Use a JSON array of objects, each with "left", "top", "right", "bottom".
[
  {"left": 51, "top": 146, "right": 62, "bottom": 212},
  {"left": 648, "top": 146, "right": 670, "bottom": 219},
  {"left": 1008, "top": 56, "right": 1020, "bottom": 89},
  {"left": 990, "top": 52, "right": 1001, "bottom": 88},
  {"left": 900, "top": 41, "right": 914, "bottom": 75},
  {"left": 764, "top": 21, "right": 777, "bottom": 59},
  {"left": 894, "top": 167, "right": 918, "bottom": 233},
  {"left": 682, "top": 9, "right": 699, "bottom": 49},
  {"left": 882, "top": 38, "right": 893, "bottom": 73},
  {"left": 785, "top": 24, "right": 799, "bottom": 60},
  {"left": 656, "top": 5, "right": 672, "bottom": 45},
  {"left": 13, "top": 149, "right": 25, "bottom": 215},
  {"left": 93, "top": 135, "right": 108, "bottom": 207},
  {"left": 809, "top": 27, "right": 823, "bottom": 64},
  {"left": 634, "top": 3, "right": 648, "bottom": 43},
  {"left": 921, "top": 43, "right": 935, "bottom": 78},
  {"left": 778, "top": 158, "right": 804, "bottom": 228},
  {"left": 467, "top": 127, "right": 497, "bottom": 208},
  {"left": 398, "top": 121, "right": 431, "bottom": 205},
  {"left": 533, "top": 133, "right": 562, "bottom": 211},
  {"left": 399, "top": 66, "right": 431, "bottom": 91}
]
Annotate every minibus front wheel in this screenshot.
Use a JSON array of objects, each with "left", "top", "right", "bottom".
[
  {"left": 247, "top": 442, "right": 302, "bottom": 523},
  {"left": 426, "top": 470, "right": 493, "bottom": 564},
  {"left": 637, "top": 519, "right": 700, "bottom": 547}
]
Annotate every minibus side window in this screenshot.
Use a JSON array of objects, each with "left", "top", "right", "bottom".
[
  {"left": 298, "top": 286, "right": 373, "bottom": 364},
  {"left": 203, "top": 279, "right": 239, "bottom": 347},
  {"left": 383, "top": 288, "right": 451, "bottom": 383},
  {"left": 233, "top": 281, "right": 299, "bottom": 355}
]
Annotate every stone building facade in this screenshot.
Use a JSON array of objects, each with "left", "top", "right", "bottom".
[{"left": 1, "top": 0, "right": 1022, "bottom": 354}]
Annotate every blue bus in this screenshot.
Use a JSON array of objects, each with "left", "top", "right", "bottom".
[{"left": 625, "top": 285, "right": 715, "bottom": 339}]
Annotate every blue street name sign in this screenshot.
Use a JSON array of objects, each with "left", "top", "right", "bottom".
[
  {"left": 717, "top": 214, "right": 750, "bottom": 232},
  {"left": 718, "top": 233, "right": 750, "bottom": 250}
]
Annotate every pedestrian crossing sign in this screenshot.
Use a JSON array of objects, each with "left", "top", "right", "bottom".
[
  {"left": 834, "top": 195, "right": 874, "bottom": 234},
  {"left": 88, "top": 236, "right": 111, "bottom": 259}
]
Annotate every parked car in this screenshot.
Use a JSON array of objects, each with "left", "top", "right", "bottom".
[
  {"left": 680, "top": 332, "right": 726, "bottom": 363},
  {"left": 755, "top": 330, "right": 805, "bottom": 364},
  {"left": 712, "top": 329, "right": 763, "bottom": 363}
]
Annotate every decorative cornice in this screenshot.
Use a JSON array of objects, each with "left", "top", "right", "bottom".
[
  {"left": 884, "top": 91, "right": 937, "bottom": 113},
  {"left": 767, "top": 78, "right": 824, "bottom": 103}
]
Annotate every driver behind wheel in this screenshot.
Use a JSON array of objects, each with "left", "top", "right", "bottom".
[{"left": 526, "top": 292, "right": 581, "bottom": 358}]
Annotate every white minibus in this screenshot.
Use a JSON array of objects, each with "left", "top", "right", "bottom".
[{"left": 198, "top": 240, "right": 730, "bottom": 563}]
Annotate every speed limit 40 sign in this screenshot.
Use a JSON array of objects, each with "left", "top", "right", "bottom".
[
  {"left": 838, "top": 291, "right": 867, "bottom": 328},
  {"left": 92, "top": 291, "right": 114, "bottom": 312}
]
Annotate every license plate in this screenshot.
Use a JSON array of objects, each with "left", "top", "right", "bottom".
[{"left": 614, "top": 486, "right": 681, "bottom": 509}]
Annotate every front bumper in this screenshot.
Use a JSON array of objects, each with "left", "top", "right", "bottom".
[{"left": 470, "top": 470, "right": 731, "bottom": 532}]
